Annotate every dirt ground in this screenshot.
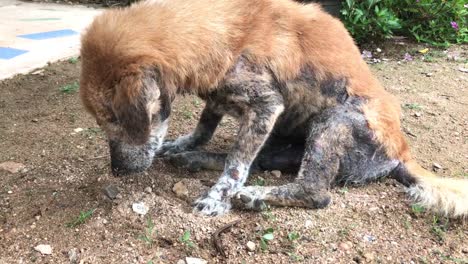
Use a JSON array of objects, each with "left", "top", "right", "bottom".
[{"left": 0, "top": 44, "right": 467, "bottom": 264}]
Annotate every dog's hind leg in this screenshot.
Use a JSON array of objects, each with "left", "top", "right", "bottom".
[{"left": 233, "top": 99, "right": 400, "bottom": 211}]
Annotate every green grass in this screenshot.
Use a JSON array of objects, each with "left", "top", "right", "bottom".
[
  {"left": 287, "top": 231, "right": 300, "bottom": 242},
  {"left": 403, "top": 103, "right": 423, "bottom": 110},
  {"left": 60, "top": 82, "right": 79, "bottom": 94},
  {"left": 411, "top": 204, "right": 425, "bottom": 215},
  {"left": 179, "top": 230, "right": 196, "bottom": 248},
  {"left": 431, "top": 215, "right": 448, "bottom": 242},
  {"left": 138, "top": 217, "right": 157, "bottom": 246},
  {"left": 254, "top": 176, "right": 266, "bottom": 186},
  {"left": 66, "top": 208, "right": 95, "bottom": 228},
  {"left": 68, "top": 57, "right": 79, "bottom": 64}
]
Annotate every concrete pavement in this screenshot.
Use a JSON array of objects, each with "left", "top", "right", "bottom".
[{"left": 0, "top": 0, "right": 102, "bottom": 80}]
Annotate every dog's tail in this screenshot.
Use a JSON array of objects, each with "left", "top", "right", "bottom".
[{"left": 392, "top": 159, "right": 468, "bottom": 218}]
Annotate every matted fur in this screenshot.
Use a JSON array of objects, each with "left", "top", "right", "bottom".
[{"left": 80, "top": 0, "right": 468, "bottom": 217}]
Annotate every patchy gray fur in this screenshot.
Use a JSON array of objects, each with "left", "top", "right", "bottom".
[{"left": 158, "top": 57, "right": 401, "bottom": 216}]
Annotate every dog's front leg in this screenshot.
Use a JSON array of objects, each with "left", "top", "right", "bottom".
[
  {"left": 157, "top": 101, "right": 223, "bottom": 155},
  {"left": 193, "top": 95, "right": 284, "bottom": 216}
]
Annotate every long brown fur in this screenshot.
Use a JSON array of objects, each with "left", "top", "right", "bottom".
[{"left": 80, "top": 0, "right": 467, "bottom": 217}]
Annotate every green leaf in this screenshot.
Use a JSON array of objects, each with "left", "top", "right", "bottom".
[{"left": 262, "top": 233, "right": 274, "bottom": 241}]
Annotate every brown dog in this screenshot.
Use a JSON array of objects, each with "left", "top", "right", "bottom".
[{"left": 79, "top": 0, "right": 467, "bottom": 216}]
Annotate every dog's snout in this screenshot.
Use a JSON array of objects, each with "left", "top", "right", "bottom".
[{"left": 109, "top": 140, "right": 155, "bottom": 176}]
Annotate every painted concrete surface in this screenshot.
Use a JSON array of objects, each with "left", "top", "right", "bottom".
[{"left": 0, "top": 0, "right": 102, "bottom": 80}]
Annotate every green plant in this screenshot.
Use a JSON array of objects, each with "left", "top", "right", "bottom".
[
  {"left": 403, "top": 103, "right": 422, "bottom": 110},
  {"left": 254, "top": 176, "right": 266, "bottom": 186},
  {"left": 287, "top": 231, "right": 300, "bottom": 242},
  {"left": 68, "top": 57, "right": 79, "bottom": 64},
  {"left": 60, "top": 82, "right": 79, "bottom": 94},
  {"left": 411, "top": 204, "right": 425, "bottom": 214},
  {"left": 180, "top": 230, "right": 196, "bottom": 248},
  {"left": 340, "top": 0, "right": 401, "bottom": 43},
  {"left": 394, "top": 0, "right": 468, "bottom": 46},
  {"left": 261, "top": 207, "right": 277, "bottom": 221},
  {"left": 431, "top": 215, "right": 448, "bottom": 242},
  {"left": 138, "top": 217, "right": 157, "bottom": 246},
  {"left": 259, "top": 228, "right": 275, "bottom": 251},
  {"left": 66, "top": 208, "right": 95, "bottom": 228},
  {"left": 340, "top": 0, "right": 467, "bottom": 46}
]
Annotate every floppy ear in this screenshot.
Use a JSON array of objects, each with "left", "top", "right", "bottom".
[{"left": 112, "top": 74, "right": 151, "bottom": 145}]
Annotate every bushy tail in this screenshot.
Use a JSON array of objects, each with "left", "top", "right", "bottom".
[{"left": 393, "top": 160, "right": 468, "bottom": 218}]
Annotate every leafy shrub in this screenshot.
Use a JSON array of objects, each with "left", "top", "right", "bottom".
[
  {"left": 340, "top": 0, "right": 468, "bottom": 46},
  {"left": 394, "top": 0, "right": 467, "bottom": 46},
  {"left": 340, "top": 0, "right": 401, "bottom": 43}
]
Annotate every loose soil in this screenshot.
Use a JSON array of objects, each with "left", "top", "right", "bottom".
[{"left": 0, "top": 45, "right": 467, "bottom": 264}]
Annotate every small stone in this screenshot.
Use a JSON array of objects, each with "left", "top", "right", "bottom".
[
  {"left": 68, "top": 248, "right": 79, "bottom": 263},
  {"left": 413, "top": 112, "right": 422, "bottom": 117},
  {"left": 34, "top": 244, "right": 52, "bottom": 255},
  {"left": 0, "top": 161, "right": 26, "bottom": 173},
  {"left": 132, "top": 202, "right": 149, "bottom": 216},
  {"left": 103, "top": 184, "right": 120, "bottom": 200},
  {"left": 73, "top": 128, "right": 84, "bottom": 133},
  {"left": 144, "top": 187, "right": 153, "bottom": 194},
  {"left": 7, "top": 190, "right": 12, "bottom": 194},
  {"left": 338, "top": 241, "right": 352, "bottom": 251},
  {"left": 173, "top": 181, "right": 189, "bottom": 198},
  {"left": 462, "top": 248, "right": 468, "bottom": 254},
  {"left": 458, "top": 67, "right": 468, "bottom": 73},
  {"left": 305, "top": 220, "right": 313, "bottom": 228},
  {"left": 433, "top": 163, "right": 443, "bottom": 170},
  {"left": 271, "top": 170, "right": 281, "bottom": 178},
  {"left": 425, "top": 72, "right": 433, "bottom": 77},
  {"left": 246, "top": 241, "right": 256, "bottom": 252},
  {"left": 176, "top": 260, "right": 186, "bottom": 264},
  {"left": 185, "top": 257, "right": 207, "bottom": 264},
  {"left": 363, "top": 252, "right": 375, "bottom": 261},
  {"left": 31, "top": 119, "right": 39, "bottom": 123},
  {"left": 363, "top": 234, "right": 376, "bottom": 243},
  {"left": 376, "top": 48, "right": 382, "bottom": 53}
]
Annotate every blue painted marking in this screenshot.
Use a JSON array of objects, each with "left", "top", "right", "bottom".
[
  {"left": 17, "top": 29, "right": 78, "bottom": 40},
  {"left": 0, "top": 47, "right": 28, "bottom": 60}
]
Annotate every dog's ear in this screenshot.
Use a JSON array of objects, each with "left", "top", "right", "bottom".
[{"left": 112, "top": 73, "right": 151, "bottom": 145}]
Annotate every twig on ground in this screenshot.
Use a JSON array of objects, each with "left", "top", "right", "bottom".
[{"left": 212, "top": 219, "right": 241, "bottom": 258}]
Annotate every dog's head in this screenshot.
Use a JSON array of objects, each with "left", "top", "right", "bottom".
[{"left": 80, "top": 57, "right": 172, "bottom": 176}]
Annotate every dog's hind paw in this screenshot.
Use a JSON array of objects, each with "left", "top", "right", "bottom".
[{"left": 193, "top": 196, "right": 231, "bottom": 216}]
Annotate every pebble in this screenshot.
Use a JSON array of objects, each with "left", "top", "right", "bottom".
[
  {"left": 363, "top": 234, "right": 376, "bottom": 243},
  {"left": 0, "top": 161, "right": 26, "bottom": 173},
  {"left": 173, "top": 181, "right": 189, "bottom": 198},
  {"left": 132, "top": 202, "right": 149, "bottom": 216},
  {"left": 363, "top": 252, "right": 375, "bottom": 261},
  {"left": 425, "top": 72, "right": 433, "bottom": 77},
  {"left": 68, "top": 248, "right": 79, "bottom": 263},
  {"left": 34, "top": 244, "right": 52, "bottom": 255},
  {"left": 103, "top": 184, "right": 120, "bottom": 200},
  {"left": 305, "top": 220, "right": 313, "bottom": 228},
  {"left": 246, "top": 241, "right": 256, "bottom": 252},
  {"left": 185, "top": 257, "right": 207, "bottom": 264},
  {"left": 271, "top": 170, "right": 281, "bottom": 178},
  {"left": 338, "top": 241, "right": 353, "bottom": 251},
  {"left": 144, "top": 187, "right": 153, "bottom": 194},
  {"left": 432, "top": 163, "right": 443, "bottom": 170},
  {"left": 73, "top": 128, "right": 84, "bottom": 133},
  {"left": 176, "top": 260, "right": 186, "bottom": 264},
  {"left": 31, "top": 118, "right": 39, "bottom": 123}
]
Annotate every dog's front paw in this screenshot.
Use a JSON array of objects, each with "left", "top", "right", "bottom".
[{"left": 193, "top": 196, "right": 231, "bottom": 216}]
